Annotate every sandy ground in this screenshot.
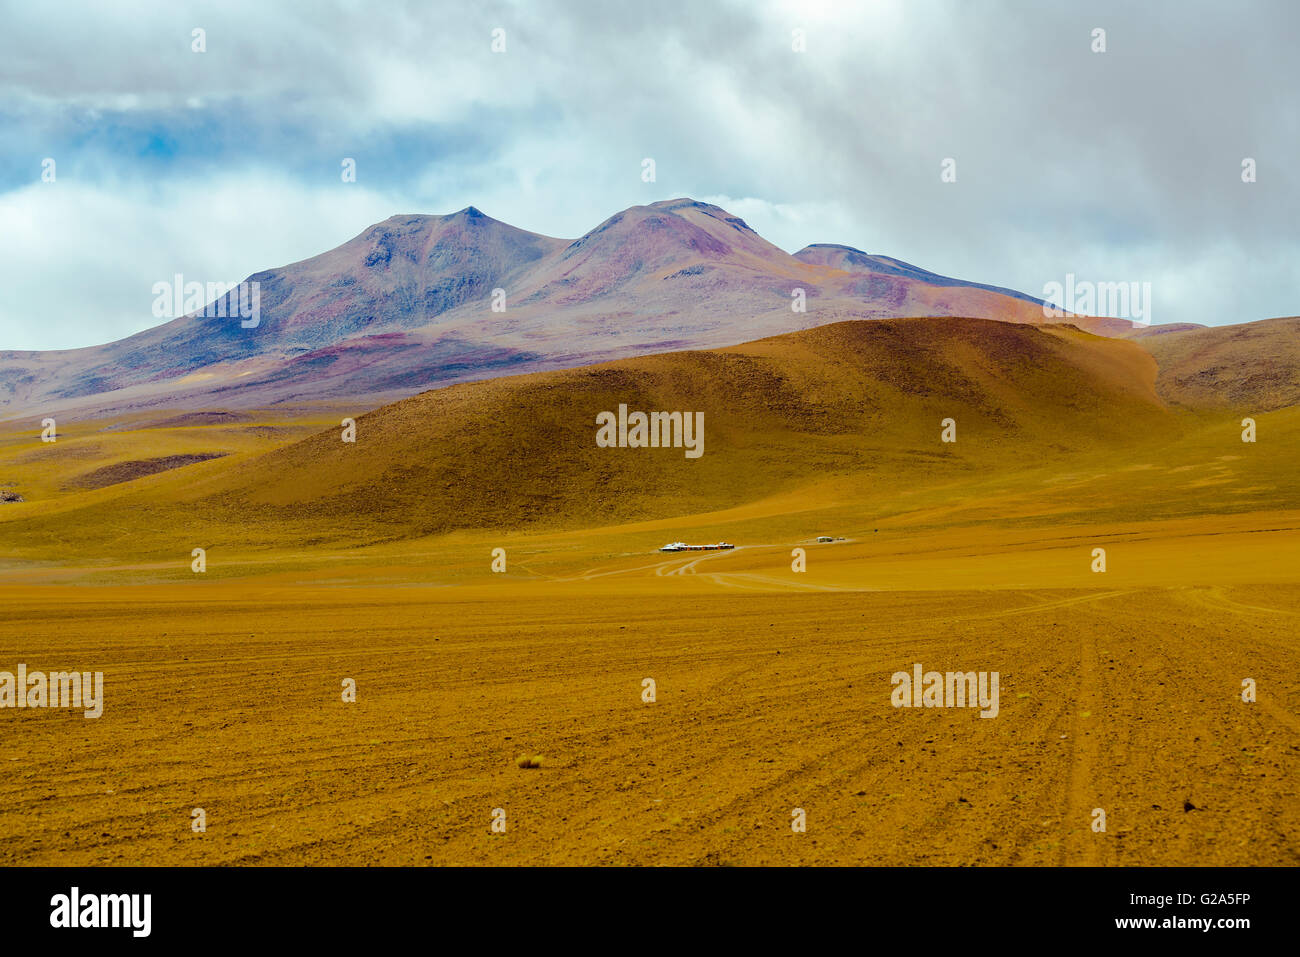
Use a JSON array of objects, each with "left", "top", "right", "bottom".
[{"left": 0, "top": 573, "right": 1294, "bottom": 866}]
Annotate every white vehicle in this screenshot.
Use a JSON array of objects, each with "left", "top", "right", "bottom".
[{"left": 659, "top": 542, "right": 688, "bottom": 552}]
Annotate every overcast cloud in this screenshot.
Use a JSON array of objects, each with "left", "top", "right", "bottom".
[{"left": 0, "top": 0, "right": 1295, "bottom": 349}]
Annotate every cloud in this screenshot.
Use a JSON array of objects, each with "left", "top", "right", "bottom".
[
  {"left": 0, "top": 0, "right": 1295, "bottom": 348},
  {"left": 0, "top": 175, "right": 400, "bottom": 349}
]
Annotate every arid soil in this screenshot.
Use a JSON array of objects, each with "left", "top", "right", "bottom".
[{"left": 0, "top": 573, "right": 1295, "bottom": 866}]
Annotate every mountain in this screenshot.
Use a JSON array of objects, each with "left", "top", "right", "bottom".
[{"left": 0, "top": 199, "right": 1140, "bottom": 420}]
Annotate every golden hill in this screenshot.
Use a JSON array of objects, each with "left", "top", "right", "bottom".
[
  {"left": 0, "top": 316, "right": 1186, "bottom": 560},
  {"left": 213, "top": 317, "right": 1178, "bottom": 537},
  {"left": 1134, "top": 316, "right": 1300, "bottom": 411}
]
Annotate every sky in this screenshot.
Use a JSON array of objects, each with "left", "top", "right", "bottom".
[{"left": 0, "top": 0, "right": 1295, "bottom": 350}]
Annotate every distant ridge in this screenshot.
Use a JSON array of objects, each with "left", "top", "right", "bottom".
[{"left": 793, "top": 244, "right": 1046, "bottom": 306}]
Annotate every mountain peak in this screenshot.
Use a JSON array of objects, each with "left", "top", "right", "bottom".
[
  {"left": 374, "top": 207, "right": 495, "bottom": 229},
  {"left": 646, "top": 197, "right": 754, "bottom": 231},
  {"left": 648, "top": 197, "right": 715, "bottom": 212},
  {"left": 801, "top": 242, "right": 865, "bottom": 253}
]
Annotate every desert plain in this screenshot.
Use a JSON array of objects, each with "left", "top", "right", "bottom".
[{"left": 0, "top": 316, "right": 1296, "bottom": 866}]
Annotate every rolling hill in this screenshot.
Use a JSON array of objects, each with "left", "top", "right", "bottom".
[
  {"left": 1131, "top": 316, "right": 1300, "bottom": 411},
  {"left": 0, "top": 316, "right": 1182, "bottom": 559}
]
